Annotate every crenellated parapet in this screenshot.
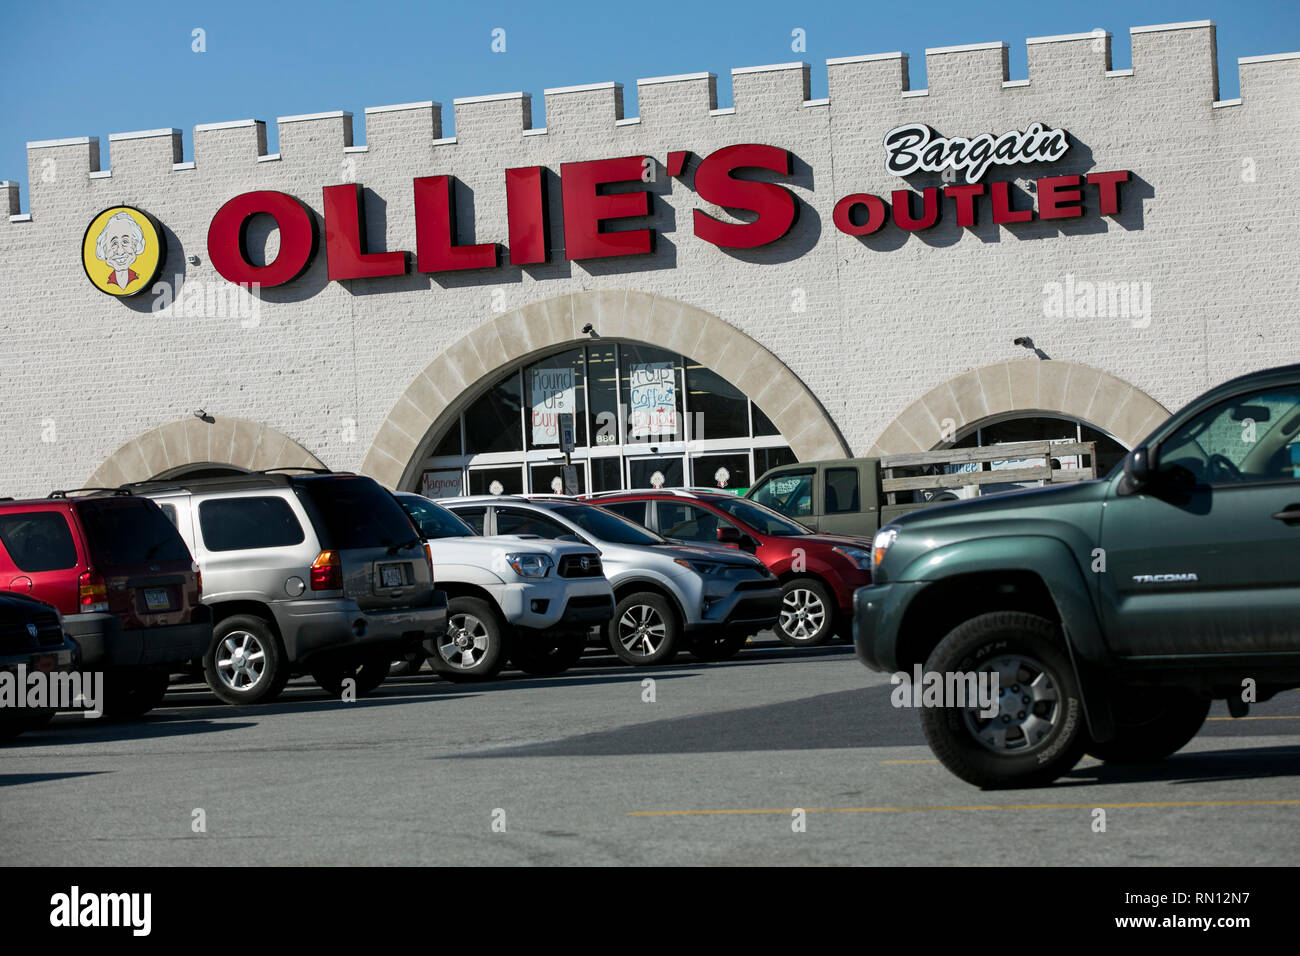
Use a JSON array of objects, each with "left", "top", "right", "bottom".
[{"left": 4, "top": 20, "right": 1297, "bottom": 221}]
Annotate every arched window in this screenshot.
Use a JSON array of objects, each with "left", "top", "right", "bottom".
[{"left": 415, "top": 342, "right": 796, "bottom": 497}]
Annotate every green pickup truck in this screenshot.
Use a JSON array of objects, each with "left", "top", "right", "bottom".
[{"left": 854, "top": 363, "right": 1300, "bottom": 788}]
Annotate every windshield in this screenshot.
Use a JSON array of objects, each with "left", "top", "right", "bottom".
[
  {"left": 711, "top": 496, "right": 810, "bottom": 536},
  {"left": 551, "top": 504, "right": 664, "bottom": 546},
  {"left": 398, "top": 496, "right": 476, "bottom": 539},
  {"left": 297, "top": 477, "right": 419, "bottom": 550}
]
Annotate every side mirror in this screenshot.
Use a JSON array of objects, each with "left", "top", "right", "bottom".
[
  {"left": 1121, "top": 446, "right": 1158, "bottom": 494},
  {"left": 716, "top": 526, "right": 743, "bottom": 545}
]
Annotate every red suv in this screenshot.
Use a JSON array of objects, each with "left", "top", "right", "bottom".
[
  {"left": 0, "top": 490, "right": 212, "bottom": 716},
  {"left": 582, "top": 489, "right": 874, "bottom": 647}
]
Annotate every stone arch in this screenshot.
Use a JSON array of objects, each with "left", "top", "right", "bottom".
[
  {"left": 87, "top": 417, "right": 326, "bottom": 487},
  {"left": 867, "top": 360, "right": 1171, "bottom": 455},
  {"left": 361, "top": 290, "right": 849, "bottom": 490}
]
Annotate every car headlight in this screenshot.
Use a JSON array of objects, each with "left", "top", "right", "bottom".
[
  {"left": 832, "top": 546, "right": 873, "bottom": 571},
  {"left": 674, "top": 558, "right": 722, "bottom": 575},
  {"left": 505, "top": 552, "right": 553, "bottom": 578},
  {"left": 871, "top": 527, "right": 899, "bottom": 570}
]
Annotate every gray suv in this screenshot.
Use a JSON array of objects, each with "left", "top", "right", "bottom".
[
  {"left": 439, "top": 496, "right": 780, "bottom": 665},
  {"left": 136, "top": 471, "right": 448, "bottom": 703}
]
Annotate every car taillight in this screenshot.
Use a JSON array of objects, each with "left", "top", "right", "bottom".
[
  {"left": 78, "top": 570, "right": 108, "bottom": 613},
  {"left": 194, "top": 563, "right": 203, "bottom": 599},
  {"left": 310, "top": 550, "right": 342, "bottom": 591},
  {"left": 424, "top": 542, "right": 435, "bottom": 584}
]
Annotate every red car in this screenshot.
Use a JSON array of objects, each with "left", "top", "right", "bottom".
[
  {"left": 582, "top": 489, "right": 874, "bottom": 647},
  {"left": 0, "top": 491, "right": 211, "bottom": 716}
]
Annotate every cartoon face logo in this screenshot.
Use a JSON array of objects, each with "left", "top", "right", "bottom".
[{"left": 81, "top": 206, "right": 165, "bottom": 296}]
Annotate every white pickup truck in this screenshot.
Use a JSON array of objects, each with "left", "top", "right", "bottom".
[{"left": 393, "top": 492, "right": 614, "bottom": 679}]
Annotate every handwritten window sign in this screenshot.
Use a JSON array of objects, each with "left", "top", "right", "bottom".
[
  {"left": 421, "top": 469, "right": 463, "bottom": 499},
  {"left": 530, "top": 367, "right": 575, "bottom": 446},
  {"left": 629, "top": 362, "right": 677, "bottom": 438}
]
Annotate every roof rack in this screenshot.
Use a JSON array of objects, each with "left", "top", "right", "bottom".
[
  {"left": 47, "top": 487, "right": 134, "bottom": 499},
  {"left": 255, "top": 467, "right": 337, "bottom": 475}
]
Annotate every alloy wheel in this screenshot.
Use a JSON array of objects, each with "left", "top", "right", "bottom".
[
  {"left": 618, "top": 604, "right": 666, "bottom": 657},
  {"left": 962, "top": 654, "right": 1063, "bottom": 754},
  {"left": 216, "top": 630, "right": 267, "bottom": 692},
  {"left": 438, "top": 613, "right": 490, "bottom": 669},
  {"left": 779, "top": 588, "right": 827, "bottom": 641}
]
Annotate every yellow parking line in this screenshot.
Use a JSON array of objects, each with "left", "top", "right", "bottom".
[{"left": 628, "top": 799, "right": 1300, "bottom": 818}]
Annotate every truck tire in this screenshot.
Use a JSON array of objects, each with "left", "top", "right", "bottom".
[
  {"left": 510, "top": 632, "right": 586, "bottom": 676},
  {"left": 311, "top": 658, "right": 390, "bottom": 697},
  {"left": 689, "top": 631, "right": 747, "bottom": 662},
  {"left": 776, "top": 578, "right": 835, "bottom": 647},
  {"left": 205, "top": 615, "right": 290, "bottom": 706},
  {"left": 1086, "top": 689, "right": 1210, "bottom": 764},
  {"left": 429, "top": 597, "right": 506, "bottom": 681},
  {"left": 609, "top": 592, "right": 680, "bottom": 666},
  {"left": 102, "top": 669, "right": 171, "bottom": 719},
  {"left": 919, "top": 612, "right": 1087, "bottom": 789}
]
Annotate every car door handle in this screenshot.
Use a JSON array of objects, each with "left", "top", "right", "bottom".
[{"left": 1271, "top": 504, "right": 1300, "bottom": 524}]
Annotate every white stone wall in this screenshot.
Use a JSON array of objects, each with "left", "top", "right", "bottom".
[{"left": 1, "top": 21, "right": 1297, "bottom": 496}]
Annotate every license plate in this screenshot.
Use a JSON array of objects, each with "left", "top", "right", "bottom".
[
  {"left": 380, "top": 565, "right": 403, "bottom": 588},
  {"left": 144, "top": 588, "right": 170, "bottom": 611}
]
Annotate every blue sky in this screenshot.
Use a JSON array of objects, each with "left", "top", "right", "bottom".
[{"left": 2, "top": 0, "right": 1298, "bottom": 207}]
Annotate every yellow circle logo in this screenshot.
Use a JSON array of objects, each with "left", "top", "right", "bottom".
[{"left": 81, "top": 206, "right": 165, "bottom": 296}]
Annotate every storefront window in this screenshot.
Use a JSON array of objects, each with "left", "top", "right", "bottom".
[
  {"left": 525, "top": 349, "right": 586, "bottom": 451},
  {"left": 686, "top": 362, "right": 748, "bottom": 440},
  {"left": 620, "top": 344, "right": 685, "bottom": 445},
  {"left": 417, "top": 340, "right": 794, "bottom": 496},
  {"left": 951, "top": 415, "right": 1129, "bottom": 481},
  {"left": 464, "top": 373, "right": 522, "bottom": 454}
]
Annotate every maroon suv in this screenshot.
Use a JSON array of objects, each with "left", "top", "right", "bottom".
[
  {"left": 0, "top": 491, "right": 212, "bottom": 716},
  {"left": 582, "top": 490, "right": 874, "bottom": 647}
]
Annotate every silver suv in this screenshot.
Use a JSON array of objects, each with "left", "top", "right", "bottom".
[
  {"left": 136, "top": 471, "right": 448, "bottom": 704},
  {"left": 439, "top": 496, "right": 780, "bottom": 666}
]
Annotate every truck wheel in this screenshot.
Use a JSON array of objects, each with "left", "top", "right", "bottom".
[
  {"left": 205, "top": 615, "right": 290, "bottom": 706},
  {"left": 609, "top": 592, "right": 680, "bottom": 666},
  {"left": 1086, "top": 689, "right": 1210, "bottom": 764},
  {"left": 102, "top": 669, "right": 171, "bottom": 719},
  {"left": 919, "top": 612, "right": 1087, "bottom": 789},
  {"left": 776, "top": 578, "right": 834, "bottom": 647},
  {"left": 430, "top": 597, "right": 506, "bottom": 681},
  {"left": 510, "top": 632, "right": 586, "bottom": 676},
  {"left": 311, "top": 658, "right": 390, "bottom": 697},
  {"left": 689, "top": 631, "right": 747, "bottom": 662}
]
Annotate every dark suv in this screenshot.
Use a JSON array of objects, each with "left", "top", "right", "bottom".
[
  {"left": 0, "top": 592, "right": 79, "bottom": 740},
  {"left": 134, "top": 471, "right": 447, "bottom": 703},
  {"left": 584, "top": 489, "right": 873, "bottom": 647},
  {"left": 0, "top": 492, "right": 211, "bottom": 716}
]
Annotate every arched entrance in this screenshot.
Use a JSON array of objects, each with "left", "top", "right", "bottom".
[
  {"left": 86, "top": 417, "right": 326, "bottom": 488},
  {"left": 868, "top": 360, "right": 1171, "bottom": 462},
  {"left": 361, "top": 291, "right": 849, "bottom": 493}
]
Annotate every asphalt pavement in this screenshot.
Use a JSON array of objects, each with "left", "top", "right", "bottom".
[{"left": 2, "top": 640, "right": 1298, "bottom": 865}]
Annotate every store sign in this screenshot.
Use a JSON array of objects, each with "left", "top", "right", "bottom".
[
  {"left": 420, "top": 469, "right": 463, "bottom": 498},
  {"left": 530, "top": 368, "right": 575, "bottom": 446},
  {"left": 82, "top": 206, "right": 166, "bottom": 296},
  {"left": 882, "top": 122, "right": 1070, "bottom": 184},
  {"left": 191, "top": 128, "right": 1133, "bottom": 294},
  {"left": 629, "top": 363, "right": 677, "bottom": 438}
]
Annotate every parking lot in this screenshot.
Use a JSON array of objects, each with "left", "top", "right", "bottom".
[{"left": 3, "top": 639, "right": 1298, "bottom": 867}]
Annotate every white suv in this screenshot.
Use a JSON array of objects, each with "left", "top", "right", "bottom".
[{"left": 394, "top": 493, "right": 613, "bottom": 678}]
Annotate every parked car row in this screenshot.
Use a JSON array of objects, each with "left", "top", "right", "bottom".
[{"left": 2, "top": 470, "right": 829, "bottom": 739}]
